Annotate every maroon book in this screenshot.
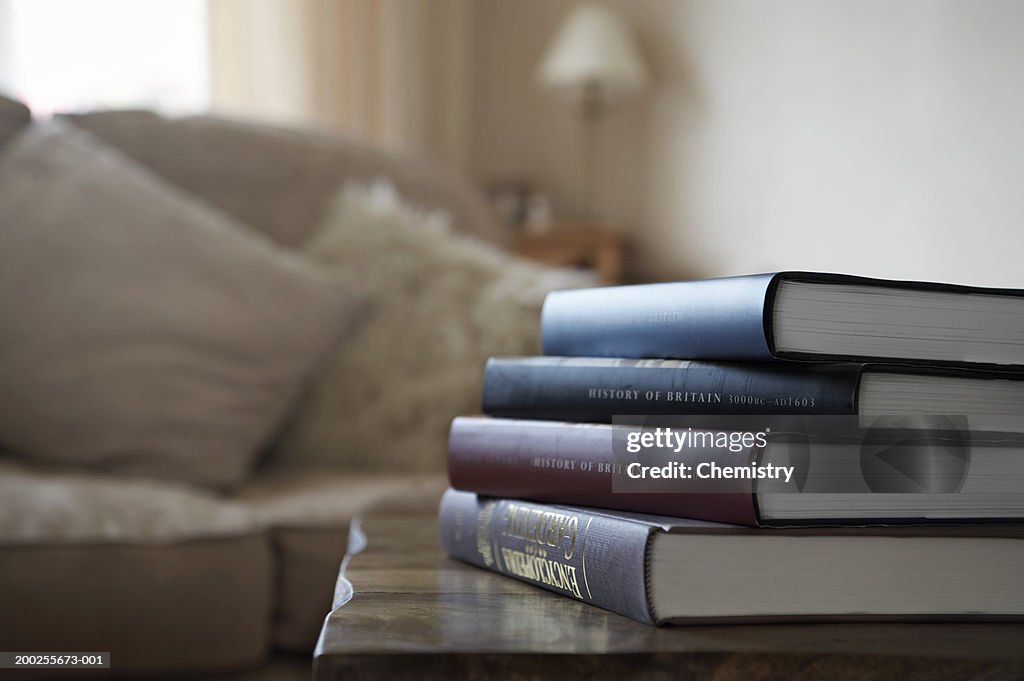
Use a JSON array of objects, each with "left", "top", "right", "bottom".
[
  {"left": 447, "top": 416, "right": 1024, "bottom": 527},
  {"left": 448, "top": 416, "right": 761, "bottom": 526}
]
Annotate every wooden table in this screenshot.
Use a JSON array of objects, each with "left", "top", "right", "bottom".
[{"left": 315, "top": 502, "right": 1024, "bottom": 680}]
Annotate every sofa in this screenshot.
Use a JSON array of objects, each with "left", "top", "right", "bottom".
[{"left": 0, "top": 94, "right": 589, "bottom": 679}]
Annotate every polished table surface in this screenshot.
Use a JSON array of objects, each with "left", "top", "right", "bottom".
[{"left": 315, "top": 506, "right": 1024, "bottom": 680}]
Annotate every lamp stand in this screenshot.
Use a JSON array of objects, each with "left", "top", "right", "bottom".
[{"left": 579, "top": 81, "right": 604, "bottom": 222}]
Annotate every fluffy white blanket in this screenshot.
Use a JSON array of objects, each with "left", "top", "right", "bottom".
[{"left": 275, "top": 182, "right": 594, "bottom": 470}]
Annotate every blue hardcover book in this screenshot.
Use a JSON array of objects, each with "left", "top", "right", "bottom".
[
  {"left": 540, "top": 272, "right": 1024, "bottom": 370},
  {"left": 439, "top": 489, "right": 1024, "bottom": 625},
  {"left": 480, "top": 356, "right": 1024, "bottom": 434}
]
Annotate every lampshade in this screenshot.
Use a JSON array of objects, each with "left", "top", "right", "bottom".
[{"left": 538, "top": 3, "right": 649, "bottom": 98}]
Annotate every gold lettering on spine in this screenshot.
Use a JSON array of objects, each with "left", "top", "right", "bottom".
[
  {"left": 499, "top": 503, "right": 586, "bottom": 601},
  {"left": 499, "top": 548, "right": 583, "bottom": 599},
  {"left": 501, "top": 503, "right": 579, "bottom": 559},
  {"left": 476, "top": 501, "right": 496, "bottom": 568}
]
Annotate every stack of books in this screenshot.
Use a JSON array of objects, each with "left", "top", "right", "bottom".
[{"left": 440, "top": 272, "right": 1024, "bottom": 625}]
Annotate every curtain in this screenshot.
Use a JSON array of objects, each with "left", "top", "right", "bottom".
[{"left": 207, "top": 0, "right": 469, "bottom": 165}]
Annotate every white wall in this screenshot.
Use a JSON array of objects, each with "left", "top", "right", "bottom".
[{"left": 470, "top": 0, "right": 1024, "bottom": 286}]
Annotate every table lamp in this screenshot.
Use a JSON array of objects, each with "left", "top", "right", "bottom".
[{"left": 538, "top": 3, "right": 650, "bottom": 220}]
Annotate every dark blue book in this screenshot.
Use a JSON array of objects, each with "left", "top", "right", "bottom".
[
  {"left": 481, "top": 357, "right": 1024, "bottom": 434},
  {"left": 540, "top": 272, "right": 1024, "bottom": 370}
]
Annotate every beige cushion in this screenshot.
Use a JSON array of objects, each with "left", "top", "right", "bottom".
[
  {"left": 60, "top": 110, "right": 507, "bottom": 248},
  {"left": 0, "top": 93, "right": 31, "bottom": 150},
  {"left": 236, "top": 470, "right": 446, "bottom": 652},
  {"left": 273, "top": 184, "right": 594, "bottom": 471},
  {"left": 0, "top": 461, "right": 256, "bottom": 543},
  {"left": 0, "top": 461, "right": 271, "bottom": 676},
  {"left": 0, "top": 123, "right": 363, "bottom": 487}
]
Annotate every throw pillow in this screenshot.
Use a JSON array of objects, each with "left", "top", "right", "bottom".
[{"left": 0, "top": 123, "right": 364, "bottom": 488}]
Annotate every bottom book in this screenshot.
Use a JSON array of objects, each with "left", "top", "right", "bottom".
[{"left": 439, "top": 489, "right": 1024, "bottom": 626}]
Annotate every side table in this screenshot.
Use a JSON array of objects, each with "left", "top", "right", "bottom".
[{"left": 314, "top": 499, "right": 1024, "bottom": 680}]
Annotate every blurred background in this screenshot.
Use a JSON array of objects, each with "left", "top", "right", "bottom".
[
  {"left": 2, "top": 0, "right": 1022, "bottom": 285},
  {"left": 2, "top": 2, "right": 1024, "bottom": 678}
]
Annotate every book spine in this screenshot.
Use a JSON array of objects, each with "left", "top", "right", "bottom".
[
  {"left": 438, "top": 489, "right": 657, "bottom": 625},
  {"left": 447, "top": 417, "right": 760, "bottom": 526},
  {"left": 482, "top": 357, "right": 861, "bottom": 421},
  {"left": 541, "top": 273, "right": 779, "bottom": 360}
]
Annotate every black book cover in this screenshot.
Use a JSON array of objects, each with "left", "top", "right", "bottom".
[{"left": 482, "top": 356, "right": 860, "bottom": 422}]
